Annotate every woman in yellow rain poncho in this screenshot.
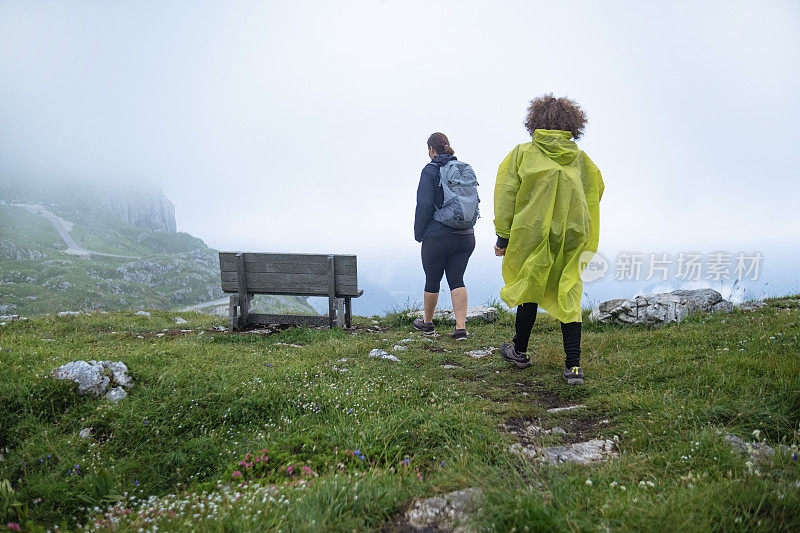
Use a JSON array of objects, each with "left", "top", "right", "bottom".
[{"left": 493, "top": 94, "right": 604, "bottom": 384}]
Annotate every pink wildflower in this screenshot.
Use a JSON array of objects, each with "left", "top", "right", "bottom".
[
  {"left": 8, "top": 524, "right": 22, "bottom": 532},
  {"left": 232, "top": 470, "right": 243, "bottom": 478}
]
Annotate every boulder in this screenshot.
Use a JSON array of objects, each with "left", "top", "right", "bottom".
[
  {"left": 135, "top": 310, "right": 151, "bottom": 317},
  {"left": 51, "top": 360, "right": 133, "bottom": 401},
  {"left": 589, "top": 289, "right": 733, "bottom": 325},
  {"left": 408, "top": 305, "right": 498, "bottom": 324},
  {"left": 406, "top": 488, "right": 483, "bottom": 532}
]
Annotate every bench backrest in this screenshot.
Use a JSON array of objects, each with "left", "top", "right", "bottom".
[{"left": 219, "top": 252, "right": 360, "bottom": 297}]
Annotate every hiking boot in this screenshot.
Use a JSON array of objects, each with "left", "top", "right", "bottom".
[
  {"left": 562, "top": 366, "right": 584, "bottom": 385},
  {"left": 450, "top": 328, "right": 468, "bottom": 341},
  {"left": 500, "top": 342, "right": 531, "bottom": 369},
  {"left": 413, "top": 318, "right": 435, "bottom": 334}
]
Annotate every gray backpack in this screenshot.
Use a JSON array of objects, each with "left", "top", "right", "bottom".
[{"left": 433, "top": 160, "right": 480, "bottom": 229}]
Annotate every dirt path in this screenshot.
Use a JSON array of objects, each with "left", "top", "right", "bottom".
[{"left": 18, "top": 204, "right": 141, "bottom": 259}]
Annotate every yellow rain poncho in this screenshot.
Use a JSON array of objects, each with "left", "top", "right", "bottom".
[{"left": 494, "top": 129, "right": 604, "bottom": 323}]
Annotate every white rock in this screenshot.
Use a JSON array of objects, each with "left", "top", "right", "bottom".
[
  {"left": 105, "top": 387, "right": 127, "bottom": 402},
  {"left": 440, "top": 364, "right": 461, "bottom": 369},
  {"left": 393, "top": 345, "right": 408, "bottom": 351},
  {"left": 382, "top": 354, "right": 401, "bottom": 362},
  {"left": 407, "top": 305, "right": 498, "bottom": 324},
  {"left": 369, "top": 348, "right": 389, "bottom": 358},
  {"left": 51, "top": 360, "right": 133, "bottom": 399},
  {"left": 547, "top": 404, "right": 586, "bottom": 413},
  {"left": 135, "top": 310, "right": 151, "bottom": 317},
  {"left": 465, "top": 347, "right": 496, "bottom": 359},
  {"left": 398, "top": 338, "right": 414, "bottom": 344},
  {"left": 79, "top": 428, "right": 93, "bottom": 439},
  {"left": 406, "top": 488, "right": 483, "bottom": 531},
  {"left": 156, "top": 333, "right": 165, "bottom": 338},
  {"left": 590, "top": 288, "right": 733, "bottom": 325},
  {"left": 57, "top": 311, "right": 81, "bottom": 317},
  {"left": 511, "top": 439, "right": 617, "bottom": 464},
  {"left": 173, "top": 317, "right": 188, "bottom": 325}
]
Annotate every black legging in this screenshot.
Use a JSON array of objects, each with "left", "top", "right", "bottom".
[
  {"left": 421, "top": 233, "right": 475, "bottom": 293},
  {"left": 513, "top": 302, "right": 581, "bottom": 368}
]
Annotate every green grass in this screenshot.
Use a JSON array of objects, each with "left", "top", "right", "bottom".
[{"left": 0, "top": 298, "right": 798, "bottom": 531}]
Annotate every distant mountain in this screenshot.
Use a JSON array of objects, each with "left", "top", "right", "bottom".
[{"left": 0, "top": 182, "right": 314, "bottom": 316}]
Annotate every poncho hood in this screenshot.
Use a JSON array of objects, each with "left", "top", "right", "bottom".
[{"left": 532, "top": 129, "right": 579, "bottom": 165}]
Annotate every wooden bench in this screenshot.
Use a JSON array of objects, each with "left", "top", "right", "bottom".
[{"left": 219, "top": 252, "right": 363, "bottom": 331}]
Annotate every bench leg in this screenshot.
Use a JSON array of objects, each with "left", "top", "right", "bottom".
[
  {"left": 334, "top": 298, "right": 345, "bottom": 328},
  {"left": 327, "top": 295, "right": 335, "bottom": 328},
  {"left": 238, "top": 294, "right": 250, "bottom": 330},
  {"left": 345, "top": 297, "right": 352, "bottom": 328},
  {"left": 228, "top": 295, "right": 239, "bottom": 332}
]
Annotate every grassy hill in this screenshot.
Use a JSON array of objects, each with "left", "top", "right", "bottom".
[
  {"left": 0, "top": 194, "right": 313, "bottom": 316},
  {"left": 0, "top": 297, "right": 798, "bottom": 531}
]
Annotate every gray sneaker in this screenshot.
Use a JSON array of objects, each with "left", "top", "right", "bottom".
[
  {"left": 500, "top": 342, "right": 531, "bottom": 369},
  {"left": 413, "top": 318, "right": 435, "bottom": 334},
  {"left": 562, "top": 366, "right": 584, "bottom": 385},
  {"left": 450, "top": 328, "right": 468, "bottom": 341}
]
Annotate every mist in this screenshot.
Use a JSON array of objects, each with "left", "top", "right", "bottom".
[{"left": 2, "top": 0, "right": 799, "bottom": 315}]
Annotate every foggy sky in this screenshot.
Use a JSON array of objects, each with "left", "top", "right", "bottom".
[{"left": 2, "top": 0, "right": 799, "bottom": 310}]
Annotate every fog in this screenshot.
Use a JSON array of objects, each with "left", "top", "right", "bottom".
[{"left": 2, "top": 0, "right": 799, "bottom": 314}]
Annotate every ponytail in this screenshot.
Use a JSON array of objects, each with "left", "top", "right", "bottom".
[{"left": 427, "top": 132, "right": 455, "bottom": 156}]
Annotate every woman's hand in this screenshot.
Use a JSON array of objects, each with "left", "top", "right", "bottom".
[{"left": 494, "top": 245, "right": 506, "bottom": 256}]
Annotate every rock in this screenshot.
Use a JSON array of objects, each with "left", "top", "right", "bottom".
[
  {"left": 397, "top": 338, "right": 414, "bottom": 344},
  {"left": 589, "top": 289, "right": 733, "bottom": 325},
  {"left": 511, "top": 439, "right": 617, "bottom": 464},
  {"left": 547, "top": 404, "right": 586, "bottom": 413},
  {"left": 0, "top": 315, "right": 20, "bottom": 322},
  {"left": 57, "top": 311, "right": 81, "bottom": 317},
  {"left": 465, "top": 347, "right": 496, "bottom": 359},
  {"left": 51, "top": 360, "right": 133, "bottom": 399},
  {"left": 736, "top": 300, "right": 767, "bottom": 312},
  {"left": 173, "top": 317, "right": 188, "bottom": 324},
  {"left": 392, "top": 345, "right": 408, "bottom": 351},
  {"left": 407, "top": 305, "right": 498, "bottom": 324},
  {"left": 79, "top": 428, "right": 93, "bottom": 439},
  {"left": 551, "top": 426, "right": 567, "bottom": 435},
  {"left": 406, "top": 488, "right": 483, "bottom": 532},
  {"left": 440, "top": 364, "right": 461, "bottom": 369},
  {"left": 156, "top": 333, "right": 165, "bottom": 338},
  {"left": 368, "top": 348, "right": 400, "bottom": 362},
  {"left": 723, "top": 433, "right": 788, "bottom": 463},
  {"left": 135, "top": 310, "right": 151, "bottom": 317},
  {"left": 105, "top": 387, "right": 127, "bottom": 402}
]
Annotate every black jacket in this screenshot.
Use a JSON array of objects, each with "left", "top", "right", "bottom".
[{"left": 414, "top": 154, "right": 458, "bottom": 242}]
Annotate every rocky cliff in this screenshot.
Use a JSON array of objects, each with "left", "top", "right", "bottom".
[{"left": 95, "top": 187, "right": 176, "bottom": 233}]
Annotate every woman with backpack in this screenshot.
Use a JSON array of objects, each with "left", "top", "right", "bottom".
[
  {"left": 493, "top": 95, "right": 604, "bottom": 384},
  {"left": 413, "top": 132, "right": 479, "bottom": 340}
]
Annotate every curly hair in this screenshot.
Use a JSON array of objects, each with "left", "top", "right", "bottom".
[{"left": 524, "top": 94, "right": 587, "bottom": 139}]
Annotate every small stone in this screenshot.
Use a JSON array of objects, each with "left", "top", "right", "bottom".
[
  {"left": 440, "top": 364, "right": 461, "bottom": 369},
  {"left": 382, "top": 354, "right": 401, "bottom": 362},
  {"left": 465, "top": 347, "right": 496, "bottom": 359},
  {"left": 406, "top": 488, "right": 483, "bottom": 531},
  {"left": 537, "top": 439, "right": 617, "bottom": 464},
  {"left": 398, "top": 338, "right": 414, "bottom": 344},
  {"left": 135, "top": 310, "right": 151, "bottom": 317},
  {"left": 393, "top": 345, "right": 408, "bottom": 351},
  {"left": 547, "top": 404, "right": 586, "bottom": 413},
  {"left": 79, "top": 428, "right": 93, "bottom": 439},
  {"left": 551, "top": 426, "right": 567, "bottom": 435},
  {"left": 156, "top": 333, "right": 165, "bottom": 338},
  {"left": 338, "top": 358, "right": 348, "bottom": 363},
  {"left": 173, "top": 317, "right": 188, "bottom": 325},
  {"left": 369, "top": 348, "right": 389, "bottom": 358}
]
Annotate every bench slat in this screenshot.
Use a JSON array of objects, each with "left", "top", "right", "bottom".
[
  {"left": 219, "top": 259, "right": 357, "bottom": 277},
  {"left": 220, "top": 272, "right": 359, "bottom": 296}
]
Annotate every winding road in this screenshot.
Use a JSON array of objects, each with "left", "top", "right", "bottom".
[{"left": 18, "top": 204, "right": 140, "bottom": 259}]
